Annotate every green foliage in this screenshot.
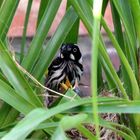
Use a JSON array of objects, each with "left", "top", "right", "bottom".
[
  {"left": 20, "top": 0, "right": 33, "bottom": 63},
  {"left": 0, "top": 0, "right": 140, "bottom": 139},
  {"left": 0, "top": 0, "right": 19, "bottom": 40}
]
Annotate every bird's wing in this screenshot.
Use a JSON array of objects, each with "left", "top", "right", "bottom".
[
  {"left": 48, "top": 57, "right": 63, "bottom": 71},
  {"left": 45, "top": 57, "right": 64, "bottom": 89},
  {"left": 45, "top": 57, "right": 63, "bottom": 78}
]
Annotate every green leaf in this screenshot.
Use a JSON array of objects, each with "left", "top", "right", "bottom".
[
  {"left": 102, "top": 0, "right": 108, "bottom": 16},
  {"left": 112, "top": 0, "right": 138, "bottom": 78},
  {"left": 64, "top": 1, "right": 80, "bottom": 43},
  {"left": 21, "top": 0, "right": 62, "bottom": 72},
  {"left": 92, "top": 0, "right": 103, "bottom": 139},
  {"left": 101, "top": 18, "right": 140, "bottom": 100},
  {"left": 0, "top": 103, "right": 11, "bottom": 127},
  {"left": 31, "top": 6, "right": 78, "bottom": 80},
  {"left": 1, "top": 99, "right": 90, "bottom": 140},
  {"left": 99, "top": 36, "right": 128, "bottom": 99},
  {"left": 77, "top": 124, "right": 97, "bottom": 140},
  {"left": 0, "top": 131, "right": 7, "bottom": 138},
  {"left": 71, "top": 0, "right": 131, "bottom": 100},
  {"left": 52, "top": 114, "right": 88, "bottom": 140},
  {"left": 0, "top": 41, "right": 42, "bottom": 107},
  {"left": 2, "top": 98, "right": 140, "bottom": 139},
  {"left": 128, "top": 0, "right": 140, "bottom": 44},
  {"left": 20, "top": 0, "right": 33, "bottom": 62},
  {"left": 110, "top": 1, "right": 132, "bottom": 95},
  {"left": 1, "top": 108, "right": 19, "bottom": 127},
  {"left": 0, "top": 0, "right": 4, "bottom": 8},
  {"left": 107, "top": 122, "right": 137, "bottom": 140},
  {"left": 37, "top": 0, "right": 49, "bottom": 28},
  {"left": 0, "top": 79, "right": 35, "bottom": 114},
  {"left": 99, "top": 54, "right": 117, "bottom": 90},
  {"left": 1, "top": 109, "right": 47, "bottom": 140},
  {"left": 66, "top": 100, "right": 140, "bottom": 114},
  {"left": 0, "top": 0, "right": 19, "bottom": 41},
  {"left": 69, "top": 0, "right": 92, "bottom": 36}
]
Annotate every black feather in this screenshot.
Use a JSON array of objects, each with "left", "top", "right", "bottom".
[{"left": 45, "top": 43, "right": 83, "bottom": 91}]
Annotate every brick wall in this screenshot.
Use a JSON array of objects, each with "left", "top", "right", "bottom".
[{"left": 8, "top": 0, "right": 113, "bottom": 37}]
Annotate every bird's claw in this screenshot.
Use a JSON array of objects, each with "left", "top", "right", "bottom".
[
  {"left": 60, "top": 77, "right": 72, "bottom": 90},
  {"left": 60, "top": 78, "right": 81, "bottom": 95}
]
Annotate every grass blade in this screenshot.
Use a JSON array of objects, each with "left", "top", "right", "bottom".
[
  {"left": 0, "top": 103, "right": 11, "bottom": 126},
  {"left": 77, "top": 124, "right": 97, "bottom": 140},
  {"left": 112, "top": 0, "right": 138, "bottom": 78},
  {"left": 21, "top": 0, "right": 62, "bottom": 72},
  {"left": 70, "top": 0, "right": 129, "bottom": 99},
  {"left": 37, "top": 0, "right": 49, "bottom": 28},
  {"left": 101, "top": 18, "right": 140, "bottom": 100},
  {"left": 128, "top": 0, "right": 140, "bottom": 43},
  {"left": 0, "top": 0, "right": 4, "bottom": 8},
  {"left": 20, "top": 0, "right": 33, "bottom": 63},
  {"left": 0, "top": 0, "right": 19, "bottom": 40},
  {"left": 1, "top": 108, "right": 18, "bottom": 127},
  {"left": 92, "top": 0, "right": 103, "bottom": 139},
  {"left": 2, "top": 98, "right": 140, "bottom": 139},
  {"left": 52, "top": 114, "right": 89, "bottom": 140},
  {"left": 0, "top": 79, "right": 35, "bottom": 114},
  {"left": 110, "top": 1, "right": 132, "bottom": 95},
  {"left": 31, "top": 7, "right": 78, "bottom": 80},
  {"left": 64, "top": 1, "right": 79, "bottom": 44},
  {"left": 0, "top": 41, "right": 42, "bottom": 107}
]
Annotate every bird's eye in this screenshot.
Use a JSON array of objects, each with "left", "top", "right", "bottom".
[{"left": 73, "top": 48, "right": 77, "bottom": 52}]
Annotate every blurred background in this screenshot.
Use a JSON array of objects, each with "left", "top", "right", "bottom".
[{"left": 8, "top": 0, "right": 113, "bottom": 37}]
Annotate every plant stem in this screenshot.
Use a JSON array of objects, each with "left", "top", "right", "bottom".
[{"left": 92, "top": 0, "right": 103, "bottom": 139}]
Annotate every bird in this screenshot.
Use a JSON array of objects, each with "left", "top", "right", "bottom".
[{"left": 45, "top": 43, "right": 83, "bottom": 106}]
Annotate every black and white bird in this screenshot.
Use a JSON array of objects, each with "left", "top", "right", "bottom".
[{"left": 45, "top": 43, "right": 83, "bottom": 92}]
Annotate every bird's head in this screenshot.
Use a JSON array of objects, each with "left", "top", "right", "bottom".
[{"left": 60, "top": 43, "right": 82, "bottom": 64}]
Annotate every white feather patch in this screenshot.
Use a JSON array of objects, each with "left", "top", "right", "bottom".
[
  {"left": 70, "top": 54, "right": 75, "bottom": 60},
  {"left": 60, "top": 53, "right": 64, "bottom": 58},
  {"left": 78, "top": 57, "right": 83, "bottom": 64}
]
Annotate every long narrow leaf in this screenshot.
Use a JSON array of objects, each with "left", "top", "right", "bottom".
[
  {"left": 0, "top": 79, "right": 35, "bottom": 114},
  {"left": 0, "top": 103, "right": 11, "bottom": 126},
  {"left": 52, "top": 114, "right": 89, "bottom": 140},
  {"left": 0, "top": 0, "right": 19, "bottom": 41},
  {"left": 2, "top": 98, "right": 140, "bottom": 140},
  {"left": 64, "top": 0, "right": 80, "bottom": 43},
  {"left": 32, "top": 7, "right": 78, "bottom": 80},
  {"left": 1, "top": 108, "right": 18, "bottom": 127},
  {"left": 70, "top": 0, "right": 128, "bottom": 99},
  {"left": 37, "top": 0, "right": 49, "bottom": 28},
  {"left": 0, "top": 41, "right": 42, "bottom": 107},
  {"left": 110, "top": 1, "right": 132, "bottom": 95},
  {"left": 112, "top": 0, "right": 138, "bottom": 78},
  {"left": 77, "top": 124, "right": 97, "bottom": 140},
  {"left": 92, "top": 0, "right": 103, "bottom": 139},
  {"left": 128, "top": 0, "right": 140, "bottom": 43},
  {"left": 101, "top": 18, "right": 140, "bottom": 100},
  {"left": 22, "top": 0, "right": 62, "bottom": 72},
  {"left": 20, "top": 0, "right": 33, "bottom": 62}
]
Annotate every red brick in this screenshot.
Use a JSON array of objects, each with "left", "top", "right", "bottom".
[{"left": 8, "top": 0, "right": 113, "bottom": 37}]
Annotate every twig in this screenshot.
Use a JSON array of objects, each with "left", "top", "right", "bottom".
[{"left": 9, "top": 45, "right": 75, "bottom": 100}]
